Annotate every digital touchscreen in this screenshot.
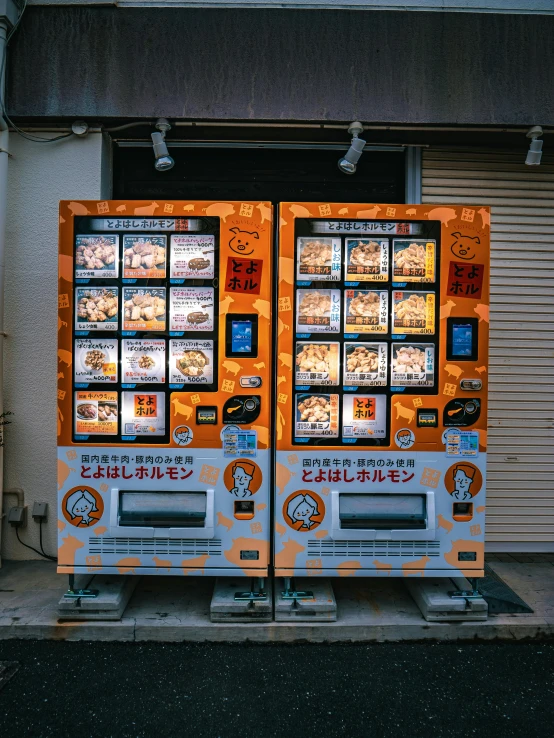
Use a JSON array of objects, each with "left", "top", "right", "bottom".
[
  {"left": 232, "top": 320, "right": 253, "bottom": 354},
  {"left": 452, "top": 323, "right": 473, "bottom": 356}
]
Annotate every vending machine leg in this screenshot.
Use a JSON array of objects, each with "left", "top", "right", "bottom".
[
  {"left": 234, "top": 577, "right": 268, "bottom": 601},
  {"left": 63, "top": 573, "right": 99, "bottom": 600},
  {"left": 448, "top": 577, "right": 481, "bottom": 600},
  {"left": 281, "top": 577, "right": 314, "bottom": 601}
]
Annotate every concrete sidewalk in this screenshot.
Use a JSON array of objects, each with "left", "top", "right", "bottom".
[{"left": 0, "top": 555, "right": 552, "bottom": 642}]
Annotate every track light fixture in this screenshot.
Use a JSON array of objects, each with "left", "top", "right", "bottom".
[
  {"left": 151, "top": 118, "right": 175, "bottom": 172},
  {"left": 338, "top": 121, "right": 367, "bottom": 175},
  {"left": 525, "top": 126, "right": 543, "bottom": 166}
]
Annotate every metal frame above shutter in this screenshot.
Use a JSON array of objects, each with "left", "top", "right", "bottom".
[{"left": 423, "top": 146, "right": 554, "bottom": 552}]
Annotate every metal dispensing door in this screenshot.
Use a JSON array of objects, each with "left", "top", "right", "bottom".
[
  {"left": 58, "top": 200, "right": 272, "bottom": 577},
  {"left": 275, "top": 202, "right": 490, "bottom": 579}
]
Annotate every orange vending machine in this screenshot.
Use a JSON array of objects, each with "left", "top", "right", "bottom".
[
  {"left": 58, "top": 200, "right": 272, "bottom": 582},
  {"left": 275, "top": 203, "right": 489, "bottom": 580}
]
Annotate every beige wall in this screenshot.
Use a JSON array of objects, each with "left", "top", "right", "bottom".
[{"left": 1, "top": 132, "right": 109, "bottom": 561}]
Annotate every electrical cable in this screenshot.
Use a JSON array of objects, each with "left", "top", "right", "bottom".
[
  {"left": 15, "top": 525, "right": 56, "bottom": 562},
  {"left": 39, "top": 519, "right": 56, "bottom": 561},
  {"left": 0, "top": 0, "right": 73, "bottom": 143}
]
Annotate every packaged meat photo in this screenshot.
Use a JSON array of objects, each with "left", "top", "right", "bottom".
[
  {"left": 295, "top": 342, "right": 340, "bottom": 386},
  {"left": 122, "top": 339, "right": 166, "bottom": 384},
  {"left": 75, "top": 235, "right": 119, "bottom": 279},
  {"left": 123, "top": 235, "right": 167, "bottom": 279},
  {"left": 74, "top": 338, "right": 118, "bottom": 384},
  {"left": 342, "top": 394, "right": 386, "bottom": 439},
  {"left": 170, "top": 287, "right": 214, "bottom": 332},
  {"left": 122, "top": 287, "right": 166, "bottom": 332},
  {"left": 170, "top": 235, "right": 215, "bottom": 279},
  {"left": 345, "top": 239, "right": 388, "bottom": 282},
  {"left": 296, "top": 237, "right": 341, "bottom": 281},
  {"left": 343, "top": 343, "right": 388, "bottom": 386},
  {"left": 344, "top": 289, "right": 388, "bottom": 334},
  {"left": 391, "top": 343, "right": 435, "bottom": 386},
  {"left": 296, "top": 289, "right": 341, "bottom": 333},
  {"left": 122, "top": 391, "right": 166, "bottom": 436},
  {"left": 74, "top": 391, "right": 118, "bottom": 436},
  {"left": 295, "top": 393, "right": 339, "bottom": 437},
  {"left": 392, "top": 239, "right": 435, "bottom": 282},
  {"left": 75, "top": 287, "right": 119, "bottom": 332},
  {"left": 170, "top": 340, "right": 214, "bottom": 384},
  {"left": 392, "top": 291, "right": 435, "bottom": 334}
]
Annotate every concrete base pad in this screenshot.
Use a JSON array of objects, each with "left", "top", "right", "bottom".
[
  {"left": 210, "top": 578, "right": 272, "bottom": 622},
  {"left": 406, "top": 577, "right": 488, "bottom": 621},
  {"left": 275, "top": 578, "right": 337, "bottom": 622},
  {"left": 58, "top": 574, "right": 139, "bottom": 621}
]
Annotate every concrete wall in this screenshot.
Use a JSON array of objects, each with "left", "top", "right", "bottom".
[{"left": 1, "top": 132, "right": 108, "bottom": 561}]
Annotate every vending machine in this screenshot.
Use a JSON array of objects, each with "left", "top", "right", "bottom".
[
  {"left": 275, "top": 202, "right": 489, "bottom": 580},
  {"left": 57, "top": 200, "right": 272, "bottom": 581}
]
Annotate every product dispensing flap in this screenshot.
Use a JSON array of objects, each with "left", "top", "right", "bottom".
[
  {"left": 119, "top": 491, "right": 207, "bottom": 527},
  {"left": 338, "top": 493, "right": 426, "bottom": 530}
]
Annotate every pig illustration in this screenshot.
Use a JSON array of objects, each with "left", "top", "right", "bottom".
[
  {"left": 373, "top": 560, "right": 393, "bottom": 575},
  {"left": 279, "top": 256, "right": 295, "bottom": 285},
  {"left": 133, "top": 202, "right": 159, "bottom": 216},
  {"left": 250, "top": 424, "right": 269, "bottom": 448},
  {"left": 275, "top": 521, "right": 286, "bottom": 537},
  {"left": 253, "top": 361, "right": 266, "bottom": 370},
  {"left": 278, "top": 352, "right": 293, "bottom": 370},
  {"left": 217, "top": 512, "right": 234, "bottom": 532},
  {"left": 58, "top": 533, "right": 85, "bottom": 569},
  {"left": 256, "top": 503, "right": 267, "bottom": 512},
  {"left": 425, "top": 207, "right": 458, "bottom": 226},
  {"left": 94, "top": 526, "right": 108, "bottom": 536},
  {"left": 444, "top": 364, "right": 463, "bottom": 379},
  {"left": 252, "top": 299, "right": 271, "bottom": 320},
  {"left": 274, "top": 538, "right": 305, "bottom": 571},
  {"left": 58, "top": 348, "right": 73, "bottom": 367},
  {"left": 444, "top": 540, "right": 484, "bottom": 572},
  {"left": 337, "top": 561, "right": 362, "bottom": 577},
  {"left": 275, "top": 461, "right": 295, "bottom": 496},
  {"left": 57, "top": 459, "right": 75, "bottom": 490},
  {"left": 183, "top": 204, "right": 195, "bottom": 212},
  {"left": 203, "top": 203, "right": 236, "bottom": 222},
  {"left": 478, "top": 208, "right": 490, "bottom": 229},
  {"left": 440, "top": 300, "right": 456, "bottom": 319},
  {"left": 474, "top": 304, "right": 489, "bottom": 323},
  {"left": 475, "top": 366, "right": 487, "bottom": 374},
  {"left": 278, "top": 318, "right": 290, "bottom": 336},
  {"left": 219, "top": 295, "right": 235, "bottom": 315},
  {"left": 116, "top": 204, "right": 126, "bottom": 212},
  {"left": 406, "top": 208, "right": 417, "bottom": 216},
  {"left": 279, "top": 217, "right": 288, "bottom": 228},
  {"left": 338, "top": 207, "right": 349, "bottom": 215},
  {"left": 229, "top": 227, "right": 259, "bottom": 255},
  {"left": 402, "top": 555, "right": 431, "bottom": 576},
  {"left": 153, "top": 556, "right": 172, "bottom": 572},
  {"left": 394, "top": 402, "right": 415, "bottom": 424},
  {"left": 276, "top": 375, "right": 286, "bottom": 387},
  {"left": 437, "top": 514, "right": 454, "bottom": 533},
  {"left": 181, "top": 554, "right": 210, "bottom": 575},
  {"left": 222, "top": 360, "right": 242, "bottom": 376},
  {"left": 59, "top": 254, "right": 73, "bottom": 283},
  {"left": 67, "top": 202, "right": 91, "bottom": 216},
  {"left": 450, "top": 232, "right": 480, "bottom": 261},
  {"left": 314, "top": 529, "right": 329, "bottom": 540},
  {"left": 171, "top": 397, "right": 193, "bottom": 419},
  {"left": 224, "top": 537, "right": 269, "bottom": 575},
  {"left": 289, "top": 204, "right": 312, "bottom": 219},
  {"left": 116, "top": 557, "right": 142, "bottom": 574},
  {"left": 356, "top": 206, "right": 381, "bottom": 218},
  {"left": 58, "top": 317, "right": 68, "bottom": 331},
  {"left": 256, "top": 203, "right": 272, "bottom": 224}
]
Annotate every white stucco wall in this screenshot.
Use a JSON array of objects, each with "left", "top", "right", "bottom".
[{"left": 2, "top": 132, "right": 108, "bottom": 561}]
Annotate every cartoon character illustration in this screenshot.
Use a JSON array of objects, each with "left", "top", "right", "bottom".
[
  {"left": 230, "top": 461, "right": 256, "bottom": 498},
  {"left": 65, "top": 488, "right": 99, "bottom": 526},
  {"left": 451, "top": 464, "right": 476, "bottom": 501},
  {"left": 450, "top": 232, "right": 480, "bottom": 261},
  {"left": 395, "top": 429, "right": 415, "bottom": 449},
  {"left": 286, "top": 493, "right": 320, "bottom": 530},
  {"left": 229, "top": 227, "right": 259, "bottom": 256}
]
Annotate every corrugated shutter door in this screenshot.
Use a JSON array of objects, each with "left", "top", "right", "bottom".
[{"left": 422, "top": 147, "right": 554, "bottom": 552}]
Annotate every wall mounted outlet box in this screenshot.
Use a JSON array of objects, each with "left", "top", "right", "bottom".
[
  {"left": 8, "top": 506, "right": 27, "bottom": 527},
  {"left": 32, "top": 502, "right": 48, "bottom": 521}
]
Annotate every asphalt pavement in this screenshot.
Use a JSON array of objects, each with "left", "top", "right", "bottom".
[{"left": 0, "top": 640, "right": 553, "bottom": 737}]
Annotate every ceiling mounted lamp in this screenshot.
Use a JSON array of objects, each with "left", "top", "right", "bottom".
[
  {"left": 338, "top": 121, "right": 367, "bottom": 175},
  {"left": 151, "top": 118, "right": 175, "bottom": 172},
  {"left": 525, "top": 126, "right": 543, "bottom": 166}
]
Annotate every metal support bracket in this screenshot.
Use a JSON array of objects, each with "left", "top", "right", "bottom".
[
  {"left": 234, "top": 577, "right": 268, "bottom": 601},
  {"left": 448, "top": 577, "right": 481, "bottom": 600},
  {"left": 281, "top": 577, "right": 314, "bottom": 601},
  {"left": 63, "top": 573, "right": 99, "bottom": 600}
]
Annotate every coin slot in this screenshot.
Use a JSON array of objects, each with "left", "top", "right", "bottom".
[
  {"left": 452, "top": 502, "right": 473, "bottom": 522},
  {"left": 234, "top": 500, "right": 255, "bottom": 520}
]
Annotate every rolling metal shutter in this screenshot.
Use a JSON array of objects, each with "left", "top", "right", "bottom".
[{"left": 422, "top": 147, "right": 554, "bottom": 552}]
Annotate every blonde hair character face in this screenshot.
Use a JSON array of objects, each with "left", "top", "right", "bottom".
[
  {"left": 65, "top": 488, "right": 98, "bottom": 525},
  {"left": 287, "top": 492, "right": 320, "bottom": 530},
  {"left": 231, "top": 462, "right": 255, "bottom": 498},
  {"left": 452, "top": 464, "right": 476, "bottom": 501}
]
